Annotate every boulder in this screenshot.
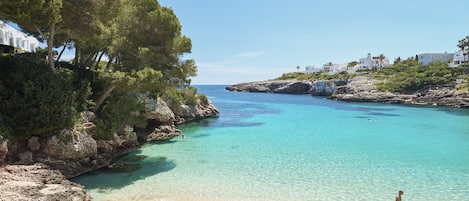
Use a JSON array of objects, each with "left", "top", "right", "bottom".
[
  {"left": 42, "top": 129, "right": 97, "bottom": 160},
  {"left": 144, "top": 125, "right": 182, "bottom": 142},
  {"left": 311, "top": 80, "right": 337, "bottom": 96},
  {"left": 0, "top": 164, "right": 90, "bottom": 201},
  {"left": 143, "top": 98, "right": 175, "bottom": 124}
]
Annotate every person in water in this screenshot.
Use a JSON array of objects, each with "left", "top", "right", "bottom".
[{"left": 396, "top": 190, "right": 404, "bottom": 201}]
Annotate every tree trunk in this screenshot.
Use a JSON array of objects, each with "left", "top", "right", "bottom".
[
  {"left": 47, "top": 23, "right": 56, "bottom": 70},
  {"left": 56, "top": 41, "right": 67, "bottom": 63},
  {"left": 73, "top": 47, "right": 79, "bottom": 66},
  {"left": 94, "top": 52, "right": 105, "bottom": 70},
  {"left": 93, "top": 85, "right": 116, "bottom": 113},
  {"left": 105, "top": 56, "right": 114, "bottom": 72}
]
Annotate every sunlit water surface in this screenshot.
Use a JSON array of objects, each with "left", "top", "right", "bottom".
[{"left": 73, "top": 85, "right": 469, "bottom": 201}]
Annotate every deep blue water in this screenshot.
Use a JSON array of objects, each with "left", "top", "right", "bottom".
[{"left": 73, "top": 85, "right": 469, "bottom": 201}]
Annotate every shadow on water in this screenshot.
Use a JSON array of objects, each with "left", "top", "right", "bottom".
[
  {"left": 72, "top": 153, "right": 176, "bottom": 190},
  {"left": 191, "top": 133, "right": 211, "bottom": 138},
  {"left": 366, "top": 112, "right": 401, "bottom": 117}
]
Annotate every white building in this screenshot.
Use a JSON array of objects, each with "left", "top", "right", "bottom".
[
  {"left": 0, "top": 21, "right": 39, "bottom": 53},
  {"left": 358, "top": 54, "right": 391, "bottom": 70},
  {"left": 304, "top": 65, "right": 322, "bottom": 74},
  {"left": 449, "top": 50, "right": 468, "bottom": 67},
  {"left": 417, "top": 52, "right": 453, "bottom": 66},
  {"left": 323, "top": 63, "right": 348, "bottom": 75}
]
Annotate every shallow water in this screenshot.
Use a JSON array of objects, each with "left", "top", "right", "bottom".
[{"left": 73, "top": 85, "right": 469, "bottom": 201}]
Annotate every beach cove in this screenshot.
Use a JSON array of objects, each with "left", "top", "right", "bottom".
[{"left": 74, "top": 85, "right": 469, "bottom": 201}]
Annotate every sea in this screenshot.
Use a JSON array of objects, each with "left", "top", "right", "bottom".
[{"left": 73, "top": 85, "right": 469, "bottom": 201}]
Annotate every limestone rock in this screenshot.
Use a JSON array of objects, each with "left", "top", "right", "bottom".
[
  {"left": 0, "top": 164, "right": 90, "bottom": 201},
  {"left": 274, "top": 81, "right": 312, "bottom": 94},
  {"left": 27, "top": 136, "right": 41, "bottom": 151},
  {"left": 143, "top": 98, "right": 175, "bottom": 124},
  {"left": 144, "top": 125, "right": 182, "bottom": 141},
  {"left": 17, "top": 151, "right": 34, "bottom": 165},
  {"left": 42, "top": 129, "right": 97, "bottom": 160},
  {"left": 174, "top": 103, "right": 220, "bottom": 124},
  {"left": 226, "top": 80, "right": 312, "bottom": 94}
]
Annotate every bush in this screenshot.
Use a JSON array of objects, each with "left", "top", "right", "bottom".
[
  {"left": 275, "top": 71, "right": 353, "bottom": 81},
  {"left": 374, "top": 60, "right": 459, "bottom": 93},
  {"left": 197, "top": 94, "right": 209, "bottom": 105},
  {"left": 0, "top": 55, "right": 85, "bottom": 139},
  {"left": 93, "top": 91, "right": 146, "bottom": 139}
]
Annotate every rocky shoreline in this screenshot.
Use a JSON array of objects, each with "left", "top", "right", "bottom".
[
  {"left": 226, "top": 76, "right": 469, "bottom": 108},
  {"left": 0, "top": 98, "right": 219, "bottom": 201}
]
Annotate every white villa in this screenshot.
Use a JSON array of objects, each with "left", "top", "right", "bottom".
[
  {"left": 0, "top": 21, "right": 39, "bottom": 53},
  {"left": 323, "top": 63, "right": 348, "bottom": 74},
  {"left": 417, "top": 52, "right": 453, "bottom": 66},
  {"left": 357, "top": 54, "right": 391, "bottom": 70},
  {"left": 304, "top": 65, "right": 322, "bottom": 73},
  {"left": 450, "top": 50, "right": 468, "bottom": 67}
]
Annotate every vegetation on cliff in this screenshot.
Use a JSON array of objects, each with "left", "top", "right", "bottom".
[
  {"left": 0, "top": 0, "right": 206, "bottom": 140},
  {"left": 374, "top": 59, "right": 468, "bottom": 93},
  {"left": 275, "top": 71, "right": 355, "bottom": 81}
]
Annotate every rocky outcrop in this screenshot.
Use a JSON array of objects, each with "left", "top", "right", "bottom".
[
  {"left": 227, "top": 76, "right": 469, "bottom": 108},
  {"left": 330, "top": 76, "right": 469, "bottom": 108},
  {"left": 143, "top": 125, "right": 182, "bottom": 142},
  {"left": 226, "top": 80, "right": 313, "bottom": 94},
  {"left": 226, "top": 79, "right": 348, "bottom": 95},
  {"left": 173, "top": 102, "right": 220, "bottom": 124},
  {"left": 0, "top": 164, "right": 90, "bottom": 201},
  {"left": 143, "top": 97, "right": 175, "bottom": 124},
  {"left": 1, "top": 92, "right": 219, "bottom": 199},
  {"left": 311, "top": 80, "right": 347, "bottom": 96}
]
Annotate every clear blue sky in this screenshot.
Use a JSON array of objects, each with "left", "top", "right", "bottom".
[{"left": 158, "top": 0, "right": 469, "bottom": 84}]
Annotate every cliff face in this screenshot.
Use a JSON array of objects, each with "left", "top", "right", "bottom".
[
  {"left": 226, "top": 77, "right": 469, "bottom": 108},
  {"left": 329, "top": 76, "right": 469, "bottom": 108},
  {"left": 1, "top": 97, "right": 219, "bottom": 200},
  {"left": 226, "top": 80, "right": 345, "bottom": 95}
]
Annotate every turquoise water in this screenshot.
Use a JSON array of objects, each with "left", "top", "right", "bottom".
[{"left": 73, "top": 85, "right": 469, "bottom": 201}]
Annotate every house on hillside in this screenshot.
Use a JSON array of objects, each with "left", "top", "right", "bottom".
[
  {"left": 450, "top": 50, "right": 468, "bottom": 67},
  {"left": 417, "top": 52, "right": 453, "bottom": 66},
  {"left": 323, "top": 63, "right": 348, "bottom": 75},
  {"left": 357, "top": 54, "right": 391, "bottom": 70},
  {"left": 0, "top": 21, "right": 39, "bottom": 53},
  {"left": 304, "top": 65, "right": 322, "bottom": 74}
]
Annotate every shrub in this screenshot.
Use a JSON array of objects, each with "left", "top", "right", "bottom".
[
  {"left": 197, "top": 94, "right": 209, "bottom": 105},
  {"left": 93, "top": 91, "right": 146, "bottom": 139},
  {"left": 0, "top": 55, "right": 84, "bottom": 139}
]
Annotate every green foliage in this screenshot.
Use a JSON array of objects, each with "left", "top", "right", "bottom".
[
  {"left": 275, "top": 71, "right": 354, "bottom": 81},
  {"left": 197, "top": 94, "right": 209, "bottom": 105},
  {"left": 374, "top": 60, "right": 461, "bottom": 93},
  {"left": 0, "top": 55, "right": 85, "bottom": 138},
  {"left": 276, "top": 72, "right": 305, "bottom": 80},
  {"left": 93, "top": 91, "right": 146, "bottom": 139},
  {"left": 160, "top": 86, "right": 201, "bottom": 110}
]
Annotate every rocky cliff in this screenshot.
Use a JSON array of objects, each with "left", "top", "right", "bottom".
[
  {"left": 1, "top": 97, "right": 218, "bottom": 200},
  {"left": 329, "top": 76, "right": 469, "bottom": 108},
  {"left": 226, "top": 80, "right": 346, "bottom": 95},
  {"left": 226, "top": 77, "right": 469, "bottom": 108}
]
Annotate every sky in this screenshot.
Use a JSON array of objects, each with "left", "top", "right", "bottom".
[{"left": 156, "top": 0, "right": 469, "bottom": 84}]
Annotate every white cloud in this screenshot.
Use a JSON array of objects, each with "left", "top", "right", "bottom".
[{"left": 232, "top": 51, "right": 265, "bottom": 58}]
